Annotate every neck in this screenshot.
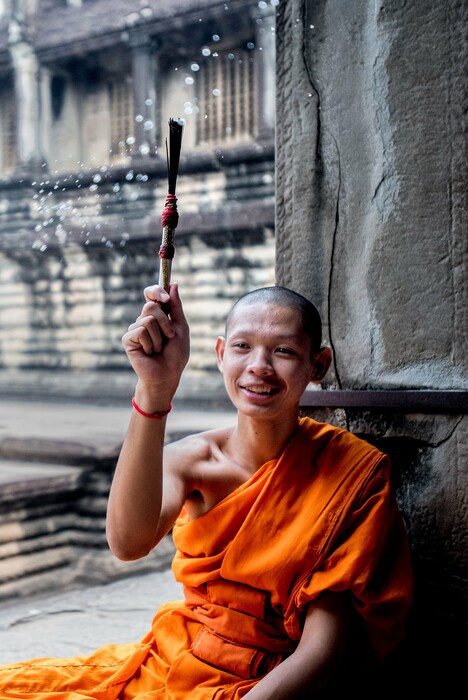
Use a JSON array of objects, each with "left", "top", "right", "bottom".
[{"left": 227, "top": 411, "right": 301, "bottom": 473}]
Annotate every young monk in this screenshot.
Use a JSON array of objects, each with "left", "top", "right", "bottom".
[{"left": 0, "top": 283, "right": 413, "bottom": 699}]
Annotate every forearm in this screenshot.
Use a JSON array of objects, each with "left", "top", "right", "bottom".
[
  {"left": 106, "top": 405, "right": 168, "bottom": 561},
  {"left": 244, "top": 592, "right": 352, "bottom": 700},
  {"left": 108, "top": 283, "right": 189, "bottom": 560},
  {"left": 243, "top": 645, "right": 336, "bottom": 700}
]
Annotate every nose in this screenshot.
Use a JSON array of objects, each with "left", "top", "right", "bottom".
[{"left": 247, "top": 348, "right": 273, "bottom": 375}]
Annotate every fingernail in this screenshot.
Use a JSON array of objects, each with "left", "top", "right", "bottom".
[{"left": 160, "top": 291, "right": 170, "bottom": 301}]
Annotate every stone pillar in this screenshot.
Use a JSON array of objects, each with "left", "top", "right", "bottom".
[
  {"left": 128, "top": 29, "right": 158, "bottom": 160},
  {"left": 253, "top": 3, "right": 276, "bottom": 141},
  {"left": 275, "top": 0, "right": 467, "bottom": 693},
  {"left": 8, "top": 3, "right": 46, "bottom": 174}
]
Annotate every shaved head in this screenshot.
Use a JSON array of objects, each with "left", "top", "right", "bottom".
[{"left": 225, "top": 286, "right": 323, "bottom": 354}]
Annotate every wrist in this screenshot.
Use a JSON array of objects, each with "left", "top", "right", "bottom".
[
  {"left": 132, "top": 396, "right": 172, "bottom": 420},
  {"left": 134, "top": 383, "right": 174, "bottom": 415}
]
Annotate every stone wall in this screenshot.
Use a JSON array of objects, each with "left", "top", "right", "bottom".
[
  {"left": 0, "top": 150, "right": 275, "bottom": 405},
  {"left": 276, "top": 0, "right": 467, "bottom": 693}
]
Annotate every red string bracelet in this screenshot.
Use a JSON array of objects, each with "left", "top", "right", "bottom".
[{"left": 132, "top": 397, "right": 172, "bottom": 420}]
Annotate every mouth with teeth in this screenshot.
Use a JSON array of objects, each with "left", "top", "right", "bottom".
[{"left": 241, "top": 385, "right": 279, "bottom": 397}]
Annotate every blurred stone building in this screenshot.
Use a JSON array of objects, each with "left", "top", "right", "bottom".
[{"left": 0, "top": 0, "right": 276, "bottom": 406}]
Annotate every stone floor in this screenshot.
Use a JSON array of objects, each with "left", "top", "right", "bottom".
[{"left": 0, "top": 568, "right": 183, "bottom": 664}]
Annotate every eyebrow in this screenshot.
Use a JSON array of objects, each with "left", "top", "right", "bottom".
[{"left": 227, "top": 330, "right": 304, "bottom": 342}]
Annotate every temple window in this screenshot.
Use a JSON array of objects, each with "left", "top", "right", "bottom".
[
  {"left": 108, "top": 76, "right": 134, "bottom": 163},
  {"left": 195, "top": 47, "right": 258, "bottom": 147}
]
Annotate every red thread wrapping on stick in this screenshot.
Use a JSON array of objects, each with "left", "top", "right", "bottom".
[
  {"left": 161, "top": 193, "right": 179, "bottom": 229},
  {"left": 159, "top": 244, "right": 175, "bottom": 260}
]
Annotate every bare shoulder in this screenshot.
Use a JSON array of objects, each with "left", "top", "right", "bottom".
[
  {"left": 164, "top": 426, "right": 234, "bottom": 473},
  {"left": 164, "top": 425, "right": 241, "bottom": 519}
]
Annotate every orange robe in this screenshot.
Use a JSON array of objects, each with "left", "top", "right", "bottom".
[{"left": 0, "top": 417, "right": 413, "bottom": 698}]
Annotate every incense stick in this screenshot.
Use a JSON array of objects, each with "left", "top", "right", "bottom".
[{"left": 158, "top": 118, "right": 184, "bottom": 291}]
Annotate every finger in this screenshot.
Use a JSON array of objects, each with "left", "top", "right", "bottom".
[
  {"left": 122, "top": 326, "right": 155, "bottom": 356},
  {"left": 133, "top": 315, "right": 167, "bottom": 353},
  {"left": 143, "top": 285, "right": 170, "bottom": 305},
  {"left": 137, "top": 301, "right": 175, "bottom": 340},
  {"left": 166, "top": 283, "right": 188, "bottom": 327}
]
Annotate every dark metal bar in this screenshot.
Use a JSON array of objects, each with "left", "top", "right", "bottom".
[{"left": 300, "top": 390, "right": 468, "bottom": 412}]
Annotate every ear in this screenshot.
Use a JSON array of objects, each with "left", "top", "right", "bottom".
[
  {"left": 215, "top": 336, "right": 226, "bottom": 373},
  {"left": 310, "top": 346, "right": 332, "bottom": 382}
]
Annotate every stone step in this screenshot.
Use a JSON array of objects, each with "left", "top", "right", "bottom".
[
  {"left": 0, "top": 458, "right": 175, "bottom": 601},
  {"left": 0, "top": 400, "right": 236, "bottom": 601}
]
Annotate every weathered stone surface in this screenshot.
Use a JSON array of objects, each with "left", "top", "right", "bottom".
[
  {"left": 276, "top": 0, "right": 467, "bottom": 691},
  {"left": 276, "top": 0, "right": 467, "bottom": 391}
]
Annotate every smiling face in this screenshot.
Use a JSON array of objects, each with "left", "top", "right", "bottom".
[{"left": 216, "top": 300, "right": 330, "bottom": 420}]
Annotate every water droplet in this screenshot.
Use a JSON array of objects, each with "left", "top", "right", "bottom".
[
  {"left": 135, "top": 114, "right": 144, "bottom": 122},
  {"left": 202, "top": 47, "right": 211, "bottom": 57},
  {"left": 258, "top": 0, "right": 267, "bottom": 8},
  {"left": 213, "top": 88, "right": 221, "bottom": 97},
  {"left": 143, "top": 120, "right": 153, "bottom": 131},
  {"left": 145, "top": 98, "right": 153, "bottom": 106},
  {"left": 113, "top": 184, "right": 121, "bottom": 192},
  {"left": 126, "top": 12, "right": 139, "bottom": 25},
  {"left": 191, "top": 63, "right": 200, "bottom": 72},
  {"left": 89, "top": 184, "right": 98, "bottom": 192},
  {"left": 126, "top": 171, "right": 134, "bottom": 181},
  {"left": 126, "top": 136, "right": 136, "bottom": 145},
  {"left": 39, "top": 244, "right": 47, "bottom": 252},
  {"left": 247, "top": 42, "right": 255, "bottom": 49},
  {"left": 228, "top": 53, "right": 235, "bottom": 60},
  {"left": 34, "top": 224, "right": 43, "bottom": 232},
  {"left": 92, "top": 174, "right": 102, "bottom": 183},
  {"left": 185, "top": 76, "right": 194, "bottom": 85},
  {"left": 139, "top": 144, "right": 150, "bottom": 155},
  {"left": 213, "top": 34, "right": 220, "bottom": 41}
]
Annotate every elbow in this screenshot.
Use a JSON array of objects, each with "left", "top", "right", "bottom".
[{"left": 106, "top": 528, "right": 154, "bottom": 562}]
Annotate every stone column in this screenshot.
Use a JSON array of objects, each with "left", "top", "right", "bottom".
[
  {"left": 128, "top": 29, "right": 158, "bottom": 160},
  {"left": 275, "top": 0, "right": 467, "bottom": 693},
  {"left": 8, "top": 8, "right": 46, "bottom": 174},
  {"left": 253, "top": 3, "right": 276, "bottom": 141}
]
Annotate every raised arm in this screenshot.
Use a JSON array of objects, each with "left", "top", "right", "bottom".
[{"left": 106, "top": 283, "right": 190, "bottom": 561}]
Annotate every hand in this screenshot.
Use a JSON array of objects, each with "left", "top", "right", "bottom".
[{"left": 122, "top": 283, "right": 190, "bottom": 409}]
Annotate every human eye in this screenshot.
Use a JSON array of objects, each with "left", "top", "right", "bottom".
[
  {"left": 275, "top": 346, "right": 296, "bottom": 355},
  {"left": 232, "top": 341, "right": 249, "bottom": 350}
]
